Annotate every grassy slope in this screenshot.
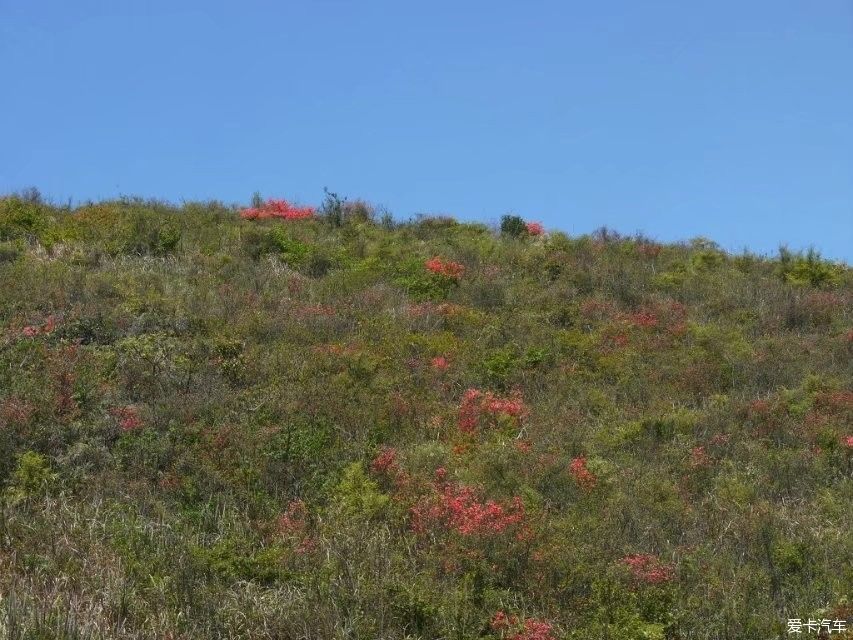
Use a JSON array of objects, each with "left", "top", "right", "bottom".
[{"left": 0, "top": 195, "right": 851, "bottom": 639}]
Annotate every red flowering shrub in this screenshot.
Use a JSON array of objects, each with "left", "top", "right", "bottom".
[
  {"left": 620, "top": 553, "right": 674, "bottom": 585},
  {"left": 627, "top": 310, "right": 659, "bottom": 329},
  {"left": 276, "top": 499, "right": 316, "bottom": 554},
  {"left": 514, "top": 439, "right": 533, "bottom": 454},
  {"left": 491, "top": 610, "right": 519, "bottom": 631},
  {"left": 111, "top": 405, "right": 143, "bottom": 432},
  {"left": 20, "top": 315, "right": 57, "bottom": 338},
  {"left": 240, "top": 199, "right": 314, "bottom": 221},
  {"left": 689, "top": 446, "right": 710, "bottom": 468},
  {"left": 0, "top": 396, "right": 35, "bottom": 427},
  {"left": 709, "top": 433, "right": 731, "bottom": 446},
  {"left": 491, "top": 612, "right": 557, "bottom": 640},
  {"left": 452, "top": 442, "right": 470, "bottom": 456},
  {"left": 525, "top": 222, "right": 545, "bottom": 236},
  {"left": 158, "top": 472, "right": 181, "bottom": 491},
  {"left": 746, "top": 398, "right": 774, "bottom": 427},
  {"left": 410, "top": 480, "right": 525, "bottom": 538},
  {"left": 579, "top": 298, "right": 617, "bottom": 323},
  {"left": 843, "top": 435, "right": 853, "bottom": 449},
  {"left": 602, "top": 330, "right": 629, "bottom": 349},
  {"left": 814, "top": 391, "right": 853, "bottom": 412},
  {"left": 749, "top": 398, "right": 771, "bottom": 414},
  {"left": 430, "top": 355, "right": 449, "bottom": 371},
  {"left": 569, "top": 456, "right": 597, "bottom": 490},
  {"left": 277, "top": 499, "right": 308, "bottom": 537},
  {"left": 370, "top": 448, "right": 398, "bottom": 474},
  {"left": 424, "top": 257, "right": 465, "bottom": 279},
  {"left": 296, "top": 304, "right": 336, "bottom": 318},
  {"left": 457, "top": 388, "right": 526, "bottom": 434}
]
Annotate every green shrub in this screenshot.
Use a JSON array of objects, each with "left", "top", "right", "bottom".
[
  {"left": 6, "top": 451, "right": 56, "bottom": 501},
  {"left": 777, "top": 247, "right": 842, "bottom": 288},
  {"left": 332, "top": 462, "right": 389, "bottom": 520},
  {"left": 500, "top": 214, "right": 527, "bottom": 238},
  {"left": 121, "top": 211, "right": 182, "bottom": 256}
]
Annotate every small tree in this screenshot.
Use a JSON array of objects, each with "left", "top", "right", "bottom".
[
  {"left": 320, "top": 187, "right": 345, "bottom": 227},
  {"left": 500, "top": 214, "right": 527, "bottom": 238}
]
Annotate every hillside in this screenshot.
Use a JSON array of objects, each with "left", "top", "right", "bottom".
[{"left": 0, "top": 193, "right": 851, "bottom": 639}]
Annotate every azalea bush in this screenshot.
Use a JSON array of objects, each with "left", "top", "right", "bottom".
[{"left": 239, "top": 198, "right": 315, "bottom": 220}]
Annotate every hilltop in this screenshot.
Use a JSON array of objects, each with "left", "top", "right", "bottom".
[{"left": 0, "top": 193, "right": 851, "bottom": 639}]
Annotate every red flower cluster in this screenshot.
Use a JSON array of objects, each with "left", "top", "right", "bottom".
[
  {"left": 430, "top": 355, "right": 449, "bottom": 371},
  {"left": 748, "top": 398, "right": 772, "bottom": 417},
  {"left": 21, "top": 315, "right": 57, "bottom": 338},
  {"left": 514, "top": 439, "right": 533, "bottom": 454},
  {"left": 370, "top": 446, "right": 412, "bottom": 489},
  {"left": 569, "top": 456, "right": 597, "bottom": 490},
  {"left": 110, "top": 405, "right": 143, "bottom": 432},
  {"left": 627, "top": 310, "right": 659, "bottom": 329},
  {"left": 579, "top": 298, "right": 616, "bottom": 322},
  {"left": 0, "top": 396, "right": 34, "bottom": 426},
  {"left": 240, "top": 199, "right": 314, "bottom": 221},
  {"left": 689, "top": 446, "right": 710, "bottom": 468},
  {"left": 370, "top": 447, "right": 399, "bottom": 475},
  {"left": 620, "top": 554, "right": 674, "bottom": 585},
  {"left": 458, "top": 388, "right": 527, "bottom": 433},
  {"left": 814, "top": 391, "right": 853, "bottom": 412},
  {"left": 525, "top": 221, "right": 545, "bottom": 236},
  {"left": 424, "top": 257, "right": 465, "bottom": 279},
  {"left": 296, "top": 304, "right": 337, "bottom": 318},
  {"left": 277, "top": 499, "right": 308, "bottom": 536},
  {"left": 276, "top": 499, "right": 315, "bottom": 554},
  {"left": 491, "top": 612, "right": 556, "bottom": 640},
  {"left": 411, "top": 481, "right": 525, "bottom": 538},
  {"left": 709, "top": 433, "right": 731, "bottom": 446},
  {"left": 604, "top": 331, "right": 629, "bottom": 349},
  {"left": 158, "top": 472, "right": 181, "bottom": 491},
  {"left": 844, "top": 435, "right": 853, "bottom": 449}
]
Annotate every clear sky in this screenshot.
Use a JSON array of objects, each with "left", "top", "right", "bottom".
[{"left": 2, "top": 1, "right": 851, "bottom": 261}]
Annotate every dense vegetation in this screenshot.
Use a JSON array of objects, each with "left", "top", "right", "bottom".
[{"left": 0, "top": 192, "right": 850, "bottom": 639}]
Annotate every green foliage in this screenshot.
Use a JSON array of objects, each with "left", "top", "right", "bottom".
[
  {"left": 242, "top": 225, "right": 310, "bottom": 262},
  {"left": 0, "top": 241, "right": 21, "bottom": 263},
  {"left": 332, "top": 462, "right": 389, "bottom": 520},
  {"left": 6, "top": 451, "right": 56, "bottom": 501},
  {"left": 394, "top": 258, "right": 457, "bottom": 301},
  {"left": 480, "top": 345, "right": 548, "bottom": 388},
  {"left": 500, "top": 214, "right": 527, "bottom": 237},
  {"left": 0, "top": 194, "right": 849, "bottom": 639},
  {"left": 120, "top": 211, "right": 182, "bottom": 256},
  {"left": 0, "top": 197, "right": 48, "bottom": 241},
  {"left": 319, "top": 187, "right": 345, "bottom": 227},
  {"left": 778, "top": 246, "right": 843, "bottom": 288},
  {"left": 190, "top": 539, "right": 289, "bottom": 584}
]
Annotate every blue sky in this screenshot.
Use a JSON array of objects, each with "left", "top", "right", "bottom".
[{"left": 2, "top": 1, "right": 851, "bottom": 261}]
